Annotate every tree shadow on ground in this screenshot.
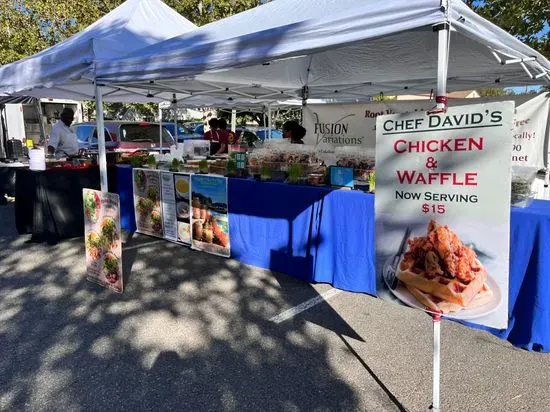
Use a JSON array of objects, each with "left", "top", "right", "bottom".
[{"left": 0, "top": 223, "right": 367, "bottom": 410}]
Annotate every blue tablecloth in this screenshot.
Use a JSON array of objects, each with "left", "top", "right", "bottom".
[
  {"left": 463, "top": 200, "right": 550, "bottom": 352},
  {"left": 115, "top": 166, "right": 550, "bottom": 352},
  {"left": 116, "top": 165, "right": 136, "bottom": 233}
]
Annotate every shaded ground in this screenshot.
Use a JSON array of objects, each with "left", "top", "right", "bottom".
[{"left": 0, "top": 202, "right": 549, "bottom": 411}]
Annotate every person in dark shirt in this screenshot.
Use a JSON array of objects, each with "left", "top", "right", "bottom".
[
  {"left": 282, "top": 120, "right": 306, "bottom": 144},
  {"left": 211, "top": 118, "right": 230, "bottom": 155},
  {"left": 203, "top": 118, "right": 218, "bottom": 141}
]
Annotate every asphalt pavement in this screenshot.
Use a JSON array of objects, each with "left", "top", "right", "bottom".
[{"left": 0, "top": 202, "right": 549, "bottom": 411}]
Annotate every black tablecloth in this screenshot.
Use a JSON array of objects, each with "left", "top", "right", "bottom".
[
  {"left": 15, "top": 167, "right": 116, "bottom": 243},
  {"left": 0, "top": 166, "right": 19, "bottom": 200}
]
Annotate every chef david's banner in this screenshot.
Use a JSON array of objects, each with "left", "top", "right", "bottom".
[
  {"left": 133, "top": 168, "right": 164, "bottom": 238},
  {"left": 83, "top": 189, "right": 123, "bottom": 293},
  {"left": 303, "top": 93, "right": 549, "bottom": 168},
  {"left": 160, "top": 172, "right": 191, "bottom": 245},
  {"left": 190, "top": 175, "right": 230, "bottom": 258},
  {"left": 375, "top": 102, "right": 514, "bottom": 329}
]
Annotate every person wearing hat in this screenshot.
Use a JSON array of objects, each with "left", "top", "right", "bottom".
[{"left": 47, "top": 107, "right": 79, "bottom": 158}]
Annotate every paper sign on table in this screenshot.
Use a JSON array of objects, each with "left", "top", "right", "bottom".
[
  {"left": 160, "top": 172, "right": 191, "bottom": 245},
  {"left": 375, "top": 102, "right": 514, "bottom": 329},
  {"left": 83, "top": 189, "right": 123, "bottom": 293}
]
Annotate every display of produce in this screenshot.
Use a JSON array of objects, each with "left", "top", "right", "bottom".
[
  {"left": 335, "top": 147, "right": 375, "bottom": 179},
  {"left": 248, "top": 145, "right": 322, "bottom": 176}
]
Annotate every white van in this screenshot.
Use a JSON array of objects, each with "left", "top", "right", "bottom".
[{"left": 4, "top": 98, "right": 83, "bottom": 144}]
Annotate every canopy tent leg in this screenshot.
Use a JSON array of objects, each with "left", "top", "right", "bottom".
[
  {"left": 173, "top": 102, "right": 178, "bottom": 144},
  {"left": 431, "top": 314, "right": 441, "bottom": 412},
  {"left": 94, "top": 84, "right": 108, "bottom": 192},
  {"left": 267, "top": 104, "right": 273, "bottom": 140},
  {"left": 435, "top": 24, "right": 449, "bottom": 111},
  {"left": 231, "top": 109, "right": 237, "bottom": 133},
  {"left": 158, "top": 104, "right": 163, "bottom": 152},
  {"left": 433, "top": 0, "right": 450, "bottom": 113}
]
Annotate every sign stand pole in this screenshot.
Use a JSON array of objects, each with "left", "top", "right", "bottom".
[{"left": 430, "top": 313, "right": 441, "bottom": 412}]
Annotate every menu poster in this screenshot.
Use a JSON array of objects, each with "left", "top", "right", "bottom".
[
  {"left": 190, "top": 175, "right": 230, "bottom": 257},
  {"left": 133, "top": 168, "right": 164, "bottom": 238},
  {"left": 160, "top": 172, "right": 178, "bottom": 242},
  {"left": 83, "top": 189, "right": 123, "bottom": 293},
  {"left": 375, "top": 102, "right": 514, "bottom": 329},
  {"left": 160, "top": 172, "right": 191, "bottom": 244}
]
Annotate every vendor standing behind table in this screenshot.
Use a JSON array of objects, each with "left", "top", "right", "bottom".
[
  {"left": 203, "top": 118, "right": 219, "bottom": 141},
  {"left": 283, "top": 120, "right": 306, "bottom": 144},
  {"left": 210, "top": 118, "right": 234, "bottom": 155},
  {"left": 47, "top": 108, "right": 79, "bottom": 158}
]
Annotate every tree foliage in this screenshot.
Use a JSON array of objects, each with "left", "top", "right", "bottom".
[{"left": 463, "top": 0, "right": 549, "bottom": 57}]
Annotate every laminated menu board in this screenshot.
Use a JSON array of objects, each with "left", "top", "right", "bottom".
[
  {"left": 190, "top": 175, "right": 230, "bottom": 257},
  {"left": 375, "top": 102, "right": 514, "bottom": 329},
  {"left": 160, "top": 172, "right": 191, "bottom": 245},
  {"left": 133, "top": 168, "right": 164, "bottom": 238},
  {"left": 83, "top": 189, "right": 123, "bottom": 293}
]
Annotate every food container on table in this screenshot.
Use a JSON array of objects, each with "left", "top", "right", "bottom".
[
  {"left": 511, "top": 191, "right": 536, "bottom": 208},
  {"left": 511, "top": 166, "right": 537, "bottom": 206},
  {"left": 29, "top": 148, "right": 46, "bottom": 170},
  {"left": 307, "top": 173, "right": 324, "bottom": 186}
]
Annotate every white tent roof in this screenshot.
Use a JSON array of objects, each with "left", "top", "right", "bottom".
[
  {"left": 0, "top": 0, "right": 197, "bottom": 102},
  {"left": 93, "top": 0, "right": 550, "bottom": 103}
]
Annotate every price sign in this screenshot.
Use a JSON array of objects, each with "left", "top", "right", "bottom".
[{"left": 235, "top": 152, "right": 247, "bottom": 169}]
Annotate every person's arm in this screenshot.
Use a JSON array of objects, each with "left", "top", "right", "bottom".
[{"left": 215, "top": 144, "right": 226, "bottom": 156}]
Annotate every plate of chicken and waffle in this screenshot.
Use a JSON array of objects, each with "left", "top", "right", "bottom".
[{"left": 383, "top": 220, "right": 502, "bottom": 320}]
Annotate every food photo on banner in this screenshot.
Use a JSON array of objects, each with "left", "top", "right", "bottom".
[
  {"left": 83, "top": 189, "right": 123, "bottom": 293},
  {"left": 133, "top": 168, "right": 164, "bottom": 238},
  {"left": 375, "top": 102, "right": 515, "bottom": 329},
  {"left": 161, "top": 172, "right": 191, "bottom": 245},
  {"left": 191, "top": 175, "right": 230, "bottom": 257}
]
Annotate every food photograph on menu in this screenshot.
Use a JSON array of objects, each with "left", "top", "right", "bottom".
[
  {"left": 190, "top": 175, "right": 230, "bottom": 257},
  {"left": 133, "top": 168, "right": 164, "bottom": 238},
  {"left": 83, "top": 189, "right": 123, "bottom": 293}
]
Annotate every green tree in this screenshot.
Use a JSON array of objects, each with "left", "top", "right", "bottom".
[
  {"left": 463, "top": 0, "right": 549, "bottom": 57},
  {"left": 477, "top": 88, "right": 515, "bottom": 97}
]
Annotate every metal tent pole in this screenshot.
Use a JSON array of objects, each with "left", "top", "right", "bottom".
[
  {"left": 94, "top": 83, "right": 108, "bottom": 192},
  {"left": 231, "top": 109, "right": 237, "bottom": 132},
  {"left": 173, "top": 102, "right": 178, "bottom": 144},
  {"left": 267, "top": 104, "right": 272, "bottom": 139},
  {"left": 158, "top": 104, "right": 163, "bottom": 152},
  {"left": 434, "top": 0, "right": 450, "bottom": 112},
  {"left": 431, "top": 314, "right": 441, "bottom": 412}
]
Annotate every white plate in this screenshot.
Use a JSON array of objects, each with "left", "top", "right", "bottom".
[{"left": 383, "top": 257, "right": 502, "bottom": 320}]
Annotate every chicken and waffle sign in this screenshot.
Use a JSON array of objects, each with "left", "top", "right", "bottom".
[{"left": 375, "top": 102, "right": 514, "bottom": 329}]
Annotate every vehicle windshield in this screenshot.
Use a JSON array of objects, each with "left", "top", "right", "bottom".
[{"left": 120, "top": 124, "right": 175, "bottom": 145}]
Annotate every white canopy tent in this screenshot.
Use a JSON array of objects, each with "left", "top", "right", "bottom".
[
  {"left": 0, "top": 0, "right": 197, "bottom": 191},
  {"left": 0, "top": 0, "right": 197, "bottom": 102},
  {"left": 92, "top": 0, "right": 550, "bottom": 104}
]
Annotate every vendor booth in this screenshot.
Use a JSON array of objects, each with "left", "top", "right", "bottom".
[{"left": 1, "top": 0, "right": 549, "bottom": 370}]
